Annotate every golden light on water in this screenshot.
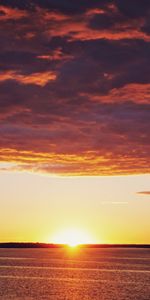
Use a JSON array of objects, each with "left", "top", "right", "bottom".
[{"left": 51, "top": 228, "right": 94, "bottom": 247}]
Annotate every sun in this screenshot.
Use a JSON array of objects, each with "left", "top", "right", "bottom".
[
  {"left": 51, "top": 228, "right": 93, "bottom": 247},
  {"left": 67, "top": 240, "right": 79, "bottom": 248}
]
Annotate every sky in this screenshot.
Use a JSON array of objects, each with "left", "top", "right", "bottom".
[{"left": 0, "top": 0, "right": 150, "bottom": 244}]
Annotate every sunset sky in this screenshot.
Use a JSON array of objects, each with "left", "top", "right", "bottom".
[{"left": 0, "top": 0, "right": 150, "bottom": 244}]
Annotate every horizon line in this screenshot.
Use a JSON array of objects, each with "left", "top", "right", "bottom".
[{"left": 0, "top": 242, "right": 150, "bottom": 248}]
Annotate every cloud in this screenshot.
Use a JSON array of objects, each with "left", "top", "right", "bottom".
[
  {"left": 0, "top": 70, "right": 57, "bottom": 86},
  {"left": 0, "top": 0, "right": 111, "bottom": 15},
  {"left": 137, "top": 191, "right": 150, "bottom": 195},
  {"left": 101, "top": 201, "right": 128, "bottom": 205},
  {"left": 88, "top": 83, "right": 150, "bottom": 104},
  {"left": 116, "top": 0, "right": 150, "bottom": 18},
  {"left": 0, "top": 0, "right": 149, "bottom": 175},
  {"left": 0, "top": 5, "right": 27, "bottom": 21}
]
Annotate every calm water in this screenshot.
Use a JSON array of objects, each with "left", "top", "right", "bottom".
[{"left": 0, "top": 248, "right": 150, "bottom": 299}]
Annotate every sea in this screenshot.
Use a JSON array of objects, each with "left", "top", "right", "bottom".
[{"left": 0, "top": 247, "right": 150, "bottom": 300}]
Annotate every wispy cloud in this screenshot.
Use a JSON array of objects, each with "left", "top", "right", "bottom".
[
  {"left": 0, "top": 71, "right": 57, "bottom": 86},
  {"left": 137, "top": 191, "right": 150, "bottom": 195},
  {"left": 101, "top": 201, "right": 129, "bottom": 205},
  {"left": 0, "top": 5, "right": 27, "bottom": 21}
]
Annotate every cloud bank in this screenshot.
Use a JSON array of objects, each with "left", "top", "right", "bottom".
[{"left": 0, "top": 0, "right": 150, "bottom": 175}]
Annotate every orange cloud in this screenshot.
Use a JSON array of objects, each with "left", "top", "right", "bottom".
[
  {"left": 86, "top": 83, "right": 150, "bottom": 104},
  {"left": 0, "top": 70, "right": 57, "bottom": 86},
  {"left": 0, "top": 147, "right": 149, "bottom": 176},
  {"left": 42, "top": 10, "right": 69, "bottom": 22},
  {"left": 137, "top": 191, "right": 150, "bottom": 195},
  {"left": 40, "top": 7, "right": 150, "bottom": 42},
  {"left": 85, "top": 8, "right": 106, "bottom": 16},
  {"left": 37, "top": 48, "right": 74, "bottom": 61},
  {"left": 45, "top": 18, "right": 150, "bottom": 42},
  {"left": 0, "top": 5, "right": 27, "bottom": 21}
]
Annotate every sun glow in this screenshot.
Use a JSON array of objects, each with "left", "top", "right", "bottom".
[{"left": 51, "top": 228, "right": 93, "bottom": 247}]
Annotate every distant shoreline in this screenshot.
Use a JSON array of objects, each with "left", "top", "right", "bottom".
[{"left": 0, "top": 243, "right": 150, "bottom": 249}]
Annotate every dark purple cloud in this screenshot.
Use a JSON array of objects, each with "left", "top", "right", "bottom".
[{"left": 116, "top": 0, "right": 150, "bottom": 18}]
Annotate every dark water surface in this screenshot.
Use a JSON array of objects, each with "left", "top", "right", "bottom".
[{"left": 0, "top": 248, "right": 150, "bottom": 299}]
